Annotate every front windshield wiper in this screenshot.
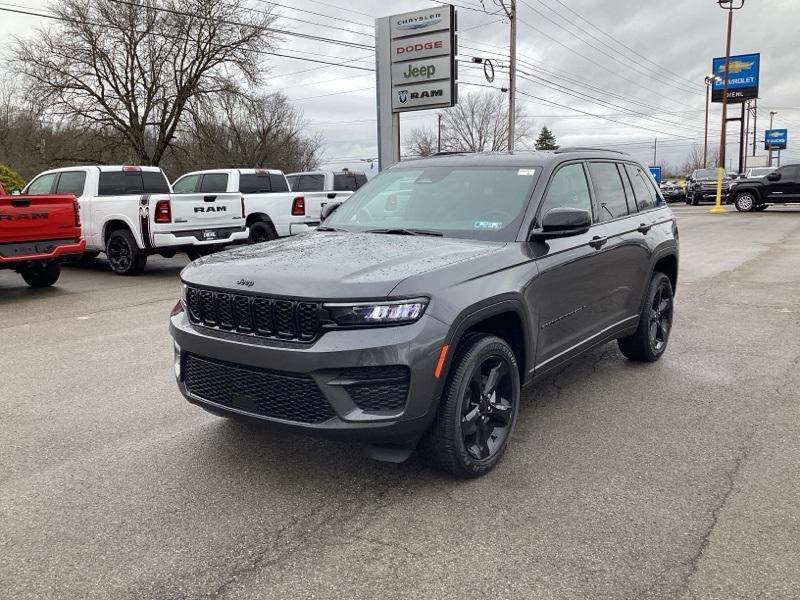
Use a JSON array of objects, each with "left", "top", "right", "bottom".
[
  {"left": 316, "top": 226, "right": 348, "bottom": 232},
  {"left": 364, "top": 228, "right": 443, "bottom": 237}
]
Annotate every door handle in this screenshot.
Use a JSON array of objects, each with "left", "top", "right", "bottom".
[
  {"left": 588, "top": 235, "right": 608, "bottom": 249},
  {"left": 637, "top": 223, "right": 652, "bottom": 234}
]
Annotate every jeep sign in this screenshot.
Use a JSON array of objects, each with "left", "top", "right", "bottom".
[{"left": 391, "top": 56, "right": 451, "bottom": 85}]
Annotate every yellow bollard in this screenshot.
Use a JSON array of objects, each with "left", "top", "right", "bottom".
[{"left": 709, "top": 167, "right": 727, "bottom": 214}]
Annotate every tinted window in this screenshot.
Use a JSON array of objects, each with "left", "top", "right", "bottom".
[
  {"left": 173, "top": 175, "right": 199, "bottom": 193},
  {"left": 55, "top": 171, "right": 87, "bottom": 196},
  {"left": 326, "top": 166, "right": 539, "bottom": 241},
  {"left": 270, "top": 174, "right": 289, "bottom": 193},
  {"left": 334, "top": 173, "right": 358, "bottom": 191},
  {"left": 286, "top": 175, "right": 299, "bottom": 191},
  {"left": 239, "top": 174, "right": 271, "bottom": 194},
  {"left": 589, "top": 162, "right": 629, "bottom": 220},
  {"left": 199, "top": 173, "right": 228, "bottom": 193},
  {"left": 98, "top": 171, "right": 170, "bottom": 196},
  {"left": 298, "top": 174, "right": 324, "bottom": 191},
  {"left": 355, "top": 174, "right": 368, "bottom": 189},
  {"left": 625, "top": 165, "right": 658, "bottom": 211},
  {"left": 780, "top": 166, "right": 800, "bottom": 179},
  {"left": 26, "top": 173, "right": 57, "bottom": 195},
  {"left": 538, "top": 163, "right": 592, "bottom": 222}
]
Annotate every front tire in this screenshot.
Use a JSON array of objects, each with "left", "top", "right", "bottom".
[
  {"left": 19, "top": 262, "right": 61, "bottom": 288},
  {"left": 734, "top": 192, "right": 757, "bottom": 212},
  {"left": 106, "top": 229, "right": 147, "bottom": 275},
  {"left": 618, "top": 272, "right": 674, "bottom": 362},
  {"left": 420, "top": 334, "right": 520, "bottom": 478}
]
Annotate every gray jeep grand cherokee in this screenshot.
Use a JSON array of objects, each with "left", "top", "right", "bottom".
[{"left": 170, "top": 150, "right": 678, "bottom": 478}]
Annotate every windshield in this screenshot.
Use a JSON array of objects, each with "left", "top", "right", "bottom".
[
  {"left": 324, "top": 166, "right": 539, "bottom": 241},
  {"left": 750, "top": 168, "right": 774, "bottom": 177},
  {"left": 694, "top": 168, "right": 727, "bottom": 179}
]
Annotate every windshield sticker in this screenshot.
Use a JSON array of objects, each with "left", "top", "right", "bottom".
[
  {"left": 517, "top": 168, "right": 536, "bottom": 176},
  {"left": 474, "top": 221, "right": 503, "bottom": 230}
]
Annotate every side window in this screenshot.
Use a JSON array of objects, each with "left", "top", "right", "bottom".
[
  {"left": 55, "top": 171, "right": 87, "bottom": 196},
  {"left": 98, "top": 172, "right": 144, "bottom": 196},
  {"left": 26, "top": 173, "right": 58, "bottom": 195},
  {"left": 625, "top": 164, "right": 658, "bottom": 211},
  {"left": 239, "top": 174, "right": 271, "bottom": 194},
  {"left": 334, "top": 173, "right": 358, "bottom": 191},
  {"left": 538, "top": 163, "right": 593, "bottom": 223},
  {"left": 355, "top": 174, "right": 368, "bottom": 189},
  {"left": 172, "top": 175, "right": 200, "bottom": 194},
  {"left": 588, "top": 161, "right": 629, "bottom": 220},
  {"left": 286, "top": 175, "right": 299, "bottom": 191},
  {"left": 299, "top": 174, "right": 324, "bottom": 191},
  {"left": 782, "top": 166, "right": 800, "bottom": 180},
  {"left": 199, "top": 173, "right": 228, "bottom": 193},
  {"left": 269, "top": 174, "right": 290, "bottom": 193}
]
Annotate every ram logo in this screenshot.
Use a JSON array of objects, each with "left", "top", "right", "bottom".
[{"left": 194, "top": 206, "right": 227, "bottom": 213}]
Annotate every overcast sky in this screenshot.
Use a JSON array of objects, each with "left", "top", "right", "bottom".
[{"left": 1, "top": 0, "right": 798, "bottom": 173}]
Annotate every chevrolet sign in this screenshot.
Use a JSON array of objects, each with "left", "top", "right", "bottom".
[{"left": 712, "top": 53, "right": 760, "bottom": 103}]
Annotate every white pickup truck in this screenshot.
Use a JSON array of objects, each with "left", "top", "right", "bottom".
[
  {"left": 21, "top": 166, "right": 247, "bottom": 274},
  {"left": 286, "top": 169, "right": 369, "bottom": 193},
  {"left": 172, "top": 168, "right": 331, "bottom": 243}
]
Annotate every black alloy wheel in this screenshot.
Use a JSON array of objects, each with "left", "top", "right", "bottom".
[
  {"left": 648, "top": 281, "right": 673, "bottom": 353},
  {"left": 420, "top": 333, "right": 521, "bottom": 478},
  {"left": 618, "top": 272, "right": 674, "bottom": 362},
  {"left": 106, "top": 229, "right": 146, "bottom": 275},
  {"left": 248, "top": 221, "right": 278, "bottom": 244},
  {"left": 461, "top": 355, "right": 515, "bottom": 461}
]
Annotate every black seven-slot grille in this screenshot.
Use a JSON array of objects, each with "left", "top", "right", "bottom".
[
  {"left": 183, "top": 354, "right": 335, "bottom": 424},
  {"left": 186, "top": 286, "right": 320, "bottom": 341}
]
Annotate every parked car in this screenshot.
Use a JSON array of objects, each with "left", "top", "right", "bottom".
[
  {"left": 685, "top": 168, "right": 733, "bottom": 205},
  {"left": 21, "top": 166, "right": 247, "bottom": 275},
  {"left": 730, "top": 163, "right": 800, "bottom": 212},
  {"left": 170, "top": 150, "right": 678, "bottom": 478},
  {"left": 172, "top": 168, "right": 322, "bottom": 244},
  {"left": 659, "top": 180, "right": 685, "bottom": 203},
  {"left": 1, "top": 185, "right": 85, "bottom": 287}
]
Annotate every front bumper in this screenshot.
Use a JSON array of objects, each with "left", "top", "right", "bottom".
[
  {"left": 169, "top": 306, "right": 450, "bottom": 445},
  {"left": 153, "top": 227, "right": 249, "bottom": 248}
]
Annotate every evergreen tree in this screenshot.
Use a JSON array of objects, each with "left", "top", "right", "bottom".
[{"left": 534, "top": 126, "right": 559, "bottom": 150}]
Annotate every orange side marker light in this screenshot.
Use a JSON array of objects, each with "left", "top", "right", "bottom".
[{"left": 434, "top": 345, "right": 449, "bottom": 379}]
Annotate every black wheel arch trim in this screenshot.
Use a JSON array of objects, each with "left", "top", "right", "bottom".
[
  {"left": 639, "top": 246, "right": 678, "bottom": 315},
  {"left": 437, "top": 296, "right": 534, "bottom": 396},
  {"left": 246, "top": 212, "right": 273, "bottom": 227}
]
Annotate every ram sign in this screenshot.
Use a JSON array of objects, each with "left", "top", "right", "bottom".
[
  {"left": 764, "top": 129, "right": 788, "bottom": 150},
  {"left": 388, "top": 6, "right": 457, "bottom": 113},
  {"left": 712, "top": 53, "right": 760, "bottom": 103}
]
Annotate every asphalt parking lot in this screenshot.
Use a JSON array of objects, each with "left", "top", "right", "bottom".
[{"left": 2, "top": 205, "right": 799, "bottom": 600}]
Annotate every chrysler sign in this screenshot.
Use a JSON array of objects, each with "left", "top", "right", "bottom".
[{"left": 387, "top": 6, "right": 456, "bottom": 113}]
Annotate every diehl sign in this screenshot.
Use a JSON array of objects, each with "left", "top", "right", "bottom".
[{"left": 712, "top": 53, "right": 760, "bottom": 103}]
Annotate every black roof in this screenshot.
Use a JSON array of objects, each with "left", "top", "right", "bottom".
[{"left": 398, "top": 149, "right": 633, "bottom": 169}]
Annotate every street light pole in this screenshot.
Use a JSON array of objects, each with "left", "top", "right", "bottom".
[
  {"left": 703, "top": 75, "right": 720, "bottom": 169},
  {"left": 711, "top": 0, "right": 745, "bottom": 214},
  {"left": 507, "top": 0, "right": 517, "bottom": 153}
]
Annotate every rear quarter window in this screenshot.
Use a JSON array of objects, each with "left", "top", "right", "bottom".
[
  {"left": 299, "top": 174, "right": 324, "bottom": 192},
  {"left": 333, "top": 173, "right": 358, "bottom": 191},
  {"left": 625, "top": 164, "right": 659, "bottom": 211},
  {"left": 270, "top": 174, "right": 289, "bottom": 193}
]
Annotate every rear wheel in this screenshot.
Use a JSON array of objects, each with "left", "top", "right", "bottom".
[
  {"left": 248, "top": 220, "right": 278, "bottom": 244},
  {"left": 106, "top": 229, "right": 147, "bottom": 275},
  {"left": 420, "top": 334, "right": 520, "bottom": 478},
  {"left": 734, "top": 192, "right": 757, "bottom": 212},
  {"left": 618, "top": 272, "right": 674, "bottom": 362},
  {"left": 19, "top": 262, "right": 61, "bottom": 288}
]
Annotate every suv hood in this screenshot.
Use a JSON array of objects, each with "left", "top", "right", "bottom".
[{"left": 181, "top": 232, "right": 507, "bottom": 299}]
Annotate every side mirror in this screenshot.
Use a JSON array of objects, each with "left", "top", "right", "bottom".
[
  {"left": 530, "top": 207, "right": 591, "bottom": 240},
  {"left": 320, "top": 201, "right": 342, "bottom": 220},
  {"left": 767, "top": 172, "right": 780, "bottom": 181},
  {"left": 10, "top": 188, "right": 22, "bottom": 195}
]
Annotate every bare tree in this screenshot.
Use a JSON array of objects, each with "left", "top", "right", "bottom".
[
  {"left": 404, "top": 125, "right": 438, "bottom": 157},
  {"left": 14, "top": 0, "right": 276, "bottom": 165},
  {"left": 439, "top": 91, "right": 532, "bottom": 153},
  {"left": 170, "top": 90, "right": 324, "bottom": 173},
  {"left": 681, "top": 144, "right": 720, "bottom": 174}
]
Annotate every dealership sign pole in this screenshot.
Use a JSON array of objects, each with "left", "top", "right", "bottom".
[{"left": 375, "top": 7, "right": 458, "bottom": 171}]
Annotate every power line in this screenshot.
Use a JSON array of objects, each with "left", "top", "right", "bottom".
[{"left": 252, "top": 0, "right": 375, "bottom": 38}]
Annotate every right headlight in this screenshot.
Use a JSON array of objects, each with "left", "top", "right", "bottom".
[{"left": 324, "top": 298, "right": 429, "bottom": 326}]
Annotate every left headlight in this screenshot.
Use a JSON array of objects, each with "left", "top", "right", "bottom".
[{"left": 324, "top": 298, "right": 429, "bottom": 326}]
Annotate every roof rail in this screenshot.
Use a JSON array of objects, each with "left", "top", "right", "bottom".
[{"left": 554, "top": 147, "right": 626, "bottom": 155}]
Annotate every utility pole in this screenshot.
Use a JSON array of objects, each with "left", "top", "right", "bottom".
[
  {"left": 437, "top": 113, "right": 442, "bottom": 153},
  {"left": 751, "top": 99, "right": 757, "bottom": 158},
  {"left": 653, "top": 138, "right": 657, "bottom": 166},
  {"left": 768, "top": 110, "right": 778, "bottom": 166},
  {"left": 500, "top": 0, "right": 517, "bottom": 152}
]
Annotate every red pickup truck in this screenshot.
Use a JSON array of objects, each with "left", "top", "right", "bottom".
[{"left": 0, "top": 183, "right": 86, "bottom": 287}]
